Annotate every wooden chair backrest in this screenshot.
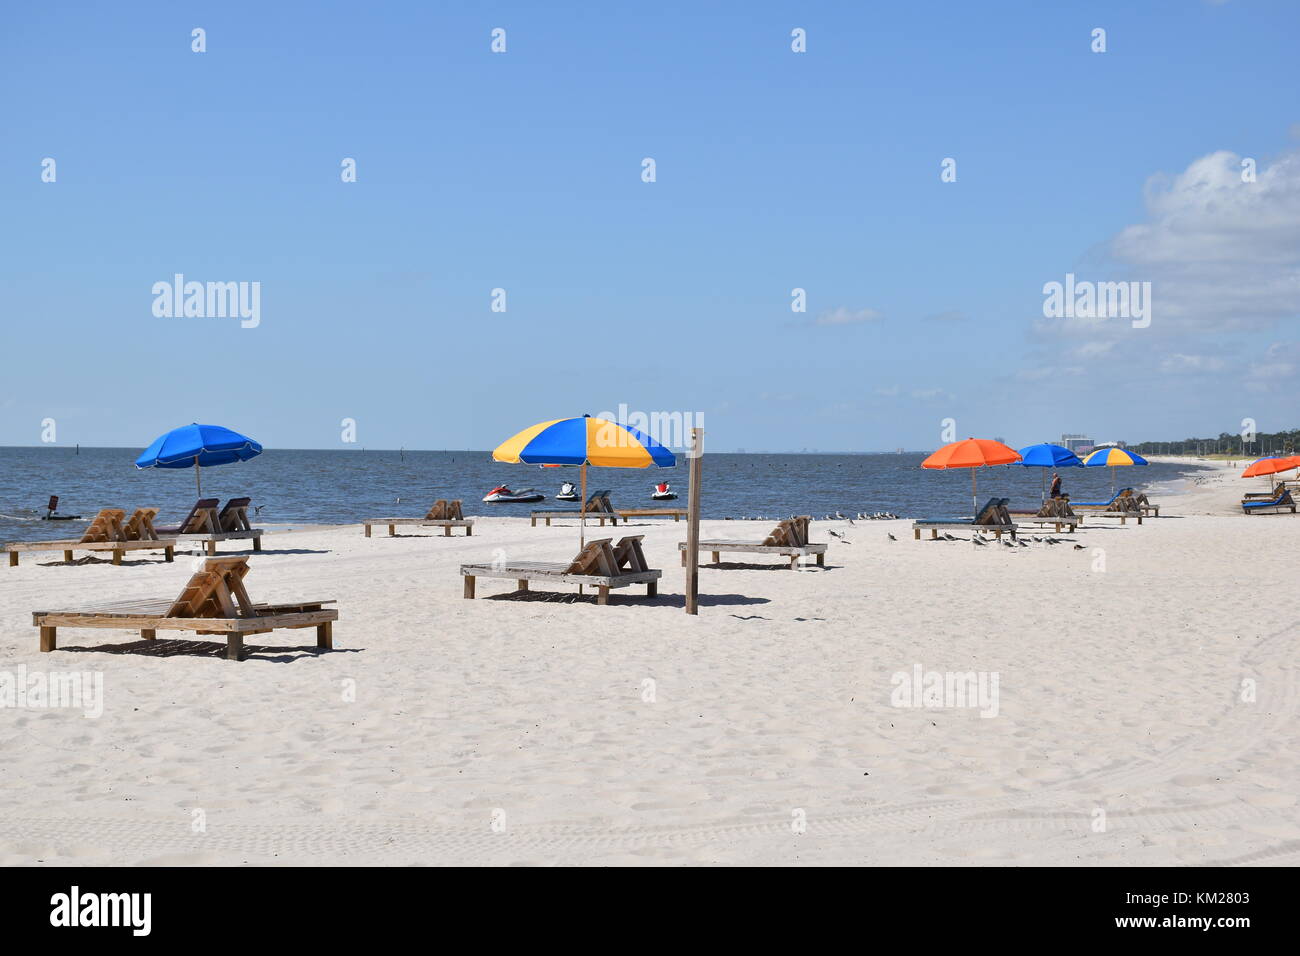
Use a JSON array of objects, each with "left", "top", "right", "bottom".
[
  {"left": 218, "top": 497, "right": 252, "bottom": 532},
  {"left": 165, "top": 556, "right": 256, "bottom": 619},
  {"left": 764, "top": 518, "right": 808, "bottom": 548},
  {"left": 78, "top": 509, "right": 127, "bottom": 543},
  {"left": 970, "top": 498, "right": 1003, "bottom": 525},
  {"left": 173, "top": 498, "right": 221, "bottom": 533},
  {"left": 122, "top": 507, "right": 160, "bottom": 540},
  {"left": 423, "top": 499, "right": 464, "bottom": 520},
  {"left": 613, "top": 535, "right": 649, "bottom": 572},
  {"left": 564, "top": 539, "right": 617, "bottom": 576},
  {"left": 583, "top": 491, "right": 615, "bottom": 514}
]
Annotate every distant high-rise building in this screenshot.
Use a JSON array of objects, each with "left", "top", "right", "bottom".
[{"left": 1061, "top": 433, "right": 1094, "bottom": 454}]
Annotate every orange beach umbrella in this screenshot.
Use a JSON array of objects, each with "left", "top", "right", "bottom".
[
  {"left": 1240, "top": 455, "right": 1300, "bottom": 479},
  {"left": 922, "top": 438, "right": 1023, "bottom": 511},
  {"left": 1241, "top": 455, "right": 1300, "bottom": 492}
]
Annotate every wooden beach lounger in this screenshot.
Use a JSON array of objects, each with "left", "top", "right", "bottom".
[
  {"left": 615, "top": 507, "right": 688, "bottom": 521},
  {"left": 530, "top": 490, "right": 620, "bottom": 527},
  {"left": 912, "top": 498, "right": 1019, "bottom": 540},
  {"left": 362, "top": 499, "right": 473, "bottom": 537},
  {"left": 1009, "top": 497, "right": 1081, "bottom": 533},
  {"left": 1075, "top": 493, "right": 1144, "bottom": 525},
  {"left": 33, "top": 556, "right": 337, "bottom": 661},
  {"left": 4, "top": 508, "right": 177, "bottom": 568},
  {"left": 1241, "top": 488, "right": 1297, "bottom": 514},
  {"left": 1070, "top": 488, "right": 1157, "bottom": 517},
  {"left": 460, "top": 535, "right": 661, "bottom": 604},
  {"left": 156, "top": 497, "right": 265, "bottom": 554},
  {"left": 679, "top": 516, "right": 828, "bottom": 569}
]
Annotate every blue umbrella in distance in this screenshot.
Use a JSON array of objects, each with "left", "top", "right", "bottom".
[
  {"left": 135, "top": 423, "right": 263, "bottom": 495},
  {"left": 1017, "top": 443, "right": 1083, "bottom": 501}
]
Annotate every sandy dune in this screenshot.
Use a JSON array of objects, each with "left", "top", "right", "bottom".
[{"left": 1, "top": 460, "right": 1297, "bottom": 866}]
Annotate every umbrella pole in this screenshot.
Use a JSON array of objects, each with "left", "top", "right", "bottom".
[
  {"left": 971, "top": 468, "right": 977, "bottom": 513},
  {"left": 195, "top": 456, "right": 201, "bottom": 496},
  {"left": 579, "top": 463, "right": 587, "bottom": 598},
  {"left": 1041, "top": 468, "right": 1046, "bottom": 503}
]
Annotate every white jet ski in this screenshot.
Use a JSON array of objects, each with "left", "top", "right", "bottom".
[
  {"left": 482, "top": 486, "right": 545, "bottom": 503},
  {"left": 556, "top": 481, "right": 581, "bottom": 502},
  {"left": 651, "top": 482, "right": 678, "bottom": 501}
]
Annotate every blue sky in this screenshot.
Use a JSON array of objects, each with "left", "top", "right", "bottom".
[{"left": 2, "top": 0, "right": 1297, "bottom": 452}]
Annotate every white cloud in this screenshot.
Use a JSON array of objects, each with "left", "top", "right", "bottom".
[
  {"left": 1108, "top": 148, "right": 1300, "bottom": 332},
  {"left": 813, "top": 307, "right": 884, "bottom": 327},
  {"left": 1159, "top": 353, "right": 1226, "bottom": 374}
]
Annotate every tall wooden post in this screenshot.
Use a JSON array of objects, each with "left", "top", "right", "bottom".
[{"left": 685, "top": 427, "right": 703, "bottom": 615}]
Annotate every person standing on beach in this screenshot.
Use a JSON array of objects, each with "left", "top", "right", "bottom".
[{"left": 1049, "top": 472, "right": 1062, "bottom": 498}]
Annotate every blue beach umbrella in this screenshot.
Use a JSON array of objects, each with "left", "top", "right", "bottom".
[
  {"left": 1016, "top": 443, "right": 1083, "bottom": 501},
  {"left": 135, "top": 423, "right": 263, "bottom": 495}
]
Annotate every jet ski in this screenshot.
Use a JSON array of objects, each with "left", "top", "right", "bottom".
[
  {"left": 556, "top": 481, "right": 581, "bottom": 502},
  {"left": 651, "top": 482, "right": 678, "bottom": 501},
  {"left": 482, "top": 486, "right": 545, "bottom": 503}
]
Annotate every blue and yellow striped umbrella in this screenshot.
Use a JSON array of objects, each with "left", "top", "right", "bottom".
[
  {"left": 1082, "top": 447, "right": 1148, "bottom": 467},
  {"left": 1082, "top": 447, "right": 1148, "bottom": 492},
  {"left": 493, "top": 416, "right": 676, "bottom": 468},
  {"left": 493, "top": 416, "right": 676, "bottom": 549}
]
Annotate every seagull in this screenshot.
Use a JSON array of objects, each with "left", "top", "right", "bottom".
[
  {"left": 1002, "top": 539, "right": 1016, "bottom": 548},
  {"left": 887, "top": 533, "right": 897, "bottom": 541},
  {"left": 254, "top": 504, "right": 266, "bottom": 516},
  {"left": 1046, "top": 537, "right": 1061, "bottom": 545},
  {"left": 1018, "top": 539, "right": 1030, "bottom": 547},
  {"left": 972, "top": 536, "right": 987, "bottom": 547},
  {"left": 1073, "top": 544, "right": 1085, "bottom": 550}
]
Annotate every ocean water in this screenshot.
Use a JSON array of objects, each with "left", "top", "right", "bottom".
[{"left": 0, "top": 446, "right": 1210, "bottom": 543}]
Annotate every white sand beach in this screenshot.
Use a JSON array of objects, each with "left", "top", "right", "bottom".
[{"left": 1, "top": 459, "right": 1296, "bottom": 866}]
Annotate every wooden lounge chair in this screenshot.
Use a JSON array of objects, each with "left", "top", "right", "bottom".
[
  {"left": 1082, "top": 488, "right": 1158, "bottom": 517},
  {"left": 121, "top": 507, "right": 162, "bottom": 540},
  {"left": 912, "top": 498, "right": 1018, "bottom": 540},
  {"left": 217, "top": 496, "right": 253, "bottom": 531},
  {"left": 362, "top": 499, "right": 474, "bottom": 537},
  {"left": 158, "top": 497, "right": 264, "bottom": 555},
  {"left": 460, "top": 535, "right": 660, "bottom": 604},
  {"left": 4, "top": 508, "right": 177, "bottom": 568},
  {"left": 1009, "top": 497, "right": 1081, "bottom": 533},
  {"left": 1079, "top": 492, "right": 1145, "bottom": 525},
  {"left": 1128, "top": 490, "right": 1160, "bottom": 517},
  {"left": 530, "top": 490, "right": 620, "bottom": 527},
  {"left": 33, "top": 556, "right": 337, "bottom": 661},
  {"left": 679, "top": 516, "right": 828, "bottom": 569},
  {"left": 615, "top": 507, "right": 688, "bottom": 521},
  {"left": 1241, "top": 488, "right": 1297, "bottom": 515},
  {"left": 154, "top": 497, "right": 220, "bottom": 535}
]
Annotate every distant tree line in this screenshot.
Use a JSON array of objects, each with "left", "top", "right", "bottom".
[{"left": 1131, "top": 428, "right": 1299, "bottom": 457}]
